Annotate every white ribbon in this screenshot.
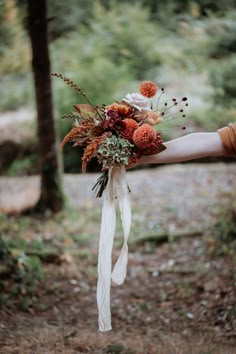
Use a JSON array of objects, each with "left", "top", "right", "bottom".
[{"left": 97, "top": 166, "right": 131, "bottom": 332}]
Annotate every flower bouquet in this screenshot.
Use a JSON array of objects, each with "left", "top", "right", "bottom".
[{"left": 52, "top": 73, "right": 188, "bottom": 331}]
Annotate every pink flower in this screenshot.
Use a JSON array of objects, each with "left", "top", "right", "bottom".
[{"left": 122, "top": 93, "right": 151, "bottom": 111}]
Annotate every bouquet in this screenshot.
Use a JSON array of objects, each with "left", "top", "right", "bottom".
[{"left": 52, "top": 73, "right": 188, "bottom": 331}]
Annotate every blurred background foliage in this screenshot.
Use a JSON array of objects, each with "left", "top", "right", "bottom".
[{"left": 0, "top": 0, "right": 236, "bottom": 174}]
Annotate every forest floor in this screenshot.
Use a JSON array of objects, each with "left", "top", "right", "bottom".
[{"left": 0, "top": 163, "right": 236, "bottom": 354}]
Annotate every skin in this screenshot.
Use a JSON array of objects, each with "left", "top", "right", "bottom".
[{"left": 130, "top": 132, "right": 225, "bottom": 168}]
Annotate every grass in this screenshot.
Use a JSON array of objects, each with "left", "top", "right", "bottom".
[
  {"left": 6, "top": 154, "right": 38, "bottom": 176},
  {"left": 206, "top": 201, "right": 236, "bottom": 257},
  {"left": 0, "top": 205, "right": 165, "bottom": 252}
]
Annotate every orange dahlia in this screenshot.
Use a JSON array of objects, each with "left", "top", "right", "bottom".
[
  {"left": 106, "top": 103, "right": 133, "bottom": 117},
  {"left": 120, "top": 118, "right": 139, "bottom": 141},
  {"left": 133, "top": 123, "right": 156, "bottom": 148},
  {"left": 141, "top": 132, "right": 166, "bottom": 155},
  {"left": 139, "top": 81, "right": 158, "bottom": 98}
]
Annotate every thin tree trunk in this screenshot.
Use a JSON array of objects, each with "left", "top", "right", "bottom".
[{"left": 27, "top": 0, "right": 63, "bottom": 213}]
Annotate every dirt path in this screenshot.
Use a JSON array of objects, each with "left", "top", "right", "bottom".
[
  {"left": 0, "top": 107, "right": 35, "bottom": 143},
  {"left": 0, "top": 163, "right": 235, "bottom": 354},
  {"left": 0, "top": 163, "right": 235, "bottom": 230}
]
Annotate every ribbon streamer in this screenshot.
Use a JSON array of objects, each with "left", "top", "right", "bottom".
[{"left": 97, "top": 166, "right": 131, "bottom": 332}]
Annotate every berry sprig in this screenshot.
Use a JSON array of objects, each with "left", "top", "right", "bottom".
[
  {"left": 156, "top": 93, "right": 188, "bottom": 122},
  {"left": 61, "top": 112, "right": 80, "bottom": 119}
]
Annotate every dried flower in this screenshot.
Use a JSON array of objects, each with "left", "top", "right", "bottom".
[
  {"left": 60, "top": 122, "right": 94, "bottom": 150},
  {"left": 60, "top": 127, "right": 78, "bottom": 150},
  {"left": 82, "top": 135, "right": 107, "bottom": 173},
  {"left": 139, "top": 81, "right": 158, "bottom": 98}
]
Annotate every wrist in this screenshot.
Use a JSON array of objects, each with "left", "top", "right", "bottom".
[{"left": 138, "top": 155, "right": 152, "bottom": 165}]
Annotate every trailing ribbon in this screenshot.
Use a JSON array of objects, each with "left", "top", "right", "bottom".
[{"left": 97, "top": 166, "right": 131, "bottom": 332}]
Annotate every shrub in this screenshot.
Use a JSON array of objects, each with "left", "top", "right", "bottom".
[
  {"left": 47, "top": 0, "right": 93, "bottom": 41},
  {"left": 0, "top": 1, "right": 32, "bottom": 111},
  {"left": 209, "top": 203, "right": 236, "bottom": 255},
  {"left": 207, "top": 11, "right": 236, "bottom": 59},
  {"left": 209, "top": 55, "right": 236, "bottom": 107},
  {"left": 0, "top": 234, "right": 43, "bottom": 310}
]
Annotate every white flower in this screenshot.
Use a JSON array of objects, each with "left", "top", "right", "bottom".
[{"left": 122, "top": 93, "right": 151, "bottom": 111}]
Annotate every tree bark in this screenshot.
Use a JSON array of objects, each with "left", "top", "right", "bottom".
[{"left": 27, "top": 0, "right": 64, "bottom": 213}]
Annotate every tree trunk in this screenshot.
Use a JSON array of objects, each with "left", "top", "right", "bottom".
[{"left": 27, "top": 0, "right": 64, "bottom": 213}]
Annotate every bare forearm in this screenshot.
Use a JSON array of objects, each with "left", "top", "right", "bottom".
[{"left": 138, "top": 132, "right": 225, "bottom": 165}]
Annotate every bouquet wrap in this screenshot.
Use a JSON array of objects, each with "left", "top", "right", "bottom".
[{"left": 97, "top": 165, "right": 131, "bottom": 331}]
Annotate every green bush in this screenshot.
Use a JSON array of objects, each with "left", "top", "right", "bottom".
[
  {"left": 6, "top": 154, "right": 38, "bottom": 176},
  {"left": 207, "top": 11, "right": 236, "bottom": 58},
  {"left": 0, "top": 1, "right": 32, "bottom": 112},
  {"left": 47, "top": 0, "right": 93, "bottom": 41},
  {"left": 209, "top": 55, "right": 236, "bottom": 107},
  {"left": 0, "top": 1, "right": 30, "bottom": 75},
  {"left": 209, "top": 202, "right": 236, "bottom": 255},
  {"left": 0, "top": 235, "right": 43, "bottom": 310},
  {"left": 0, "top": 2, "right": 15, "bottom": 56}
]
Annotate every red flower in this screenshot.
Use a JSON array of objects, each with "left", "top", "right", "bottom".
[{"left": 120, "top": 119, "right": 139, "bottom": 141}]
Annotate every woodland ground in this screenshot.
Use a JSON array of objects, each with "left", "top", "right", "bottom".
[{"left": 0, "top": 163, "right": 236, "bottom": 354}]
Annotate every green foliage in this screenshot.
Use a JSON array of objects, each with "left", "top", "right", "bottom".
[
  {"left": 0, "top": 207, "right": 96, "bottom": 309},
  {"left": 52, "top": 1, "right": 162, "bottom": 106},
  {"left": 0, "top": 1, "right": 15, "bottom": 55},
  {"left": 103, "top": 343, "right": 135, "bottom": 354},
  {"left": 47, "top": 0, "right": 93, "bottom": 41},
  {"left": 214, "top": 208, "right": 236, "bottom": 244},
  {"left": 0, "top": 207, "right": 99, "bottom": 311},
  {"left": 0, "top": 1, "right": 32, "bottom": 112},
  {"left": 191, "top": 106, "right": 236, "bottom": 131},
  {"left": 207, "top": 11, "right": 236, "bottom": 58},
  {"left": 209, "top": 55, "right": 236, "bottom": 107},
  {"left": 0, "top": 235, "right": 43, "bottom": 310},
  {"left": 196, "top": 0, "right": 236, "bottom": 15},
  {"left": 87, "top": 1, "right": 162, "bottom": 79},
  {"left": 0, "top": 1, "right": 30, "bottom": 75},
  {"left": 207, "top": 201, "right": 236, "bottom": 256},
  {"left": 6, "top": 154, "right": 37, "bottom": 176}
]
